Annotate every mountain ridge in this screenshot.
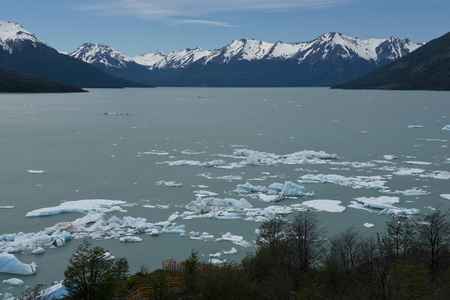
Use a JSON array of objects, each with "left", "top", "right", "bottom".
[
  {"left": 332, "top": 32, "right": 450, "bottom": 91},
  {"left": 0, "top": 20, "right": 152, "bottom": 88},
  {"left": 69, "top": 33, "right": 423, "bottom": 87}
]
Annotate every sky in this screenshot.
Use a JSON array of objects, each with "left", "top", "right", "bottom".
[{"left": 2, "top": 0, "right": 449, "bottom": 56}]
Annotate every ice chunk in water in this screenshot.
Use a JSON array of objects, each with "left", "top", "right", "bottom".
[{"left": 0, "top": 252, "right": 37, "bottom": 275}]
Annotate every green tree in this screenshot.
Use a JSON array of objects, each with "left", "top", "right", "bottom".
[{"left": 63, "top": 239, "right": 129, "bottom": 299}]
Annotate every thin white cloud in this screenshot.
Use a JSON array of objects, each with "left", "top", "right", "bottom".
[{"left": 78, "top": 0, "right": 358, "bottom": 27}]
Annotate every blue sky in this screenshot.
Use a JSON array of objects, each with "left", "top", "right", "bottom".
[{"left": 2, "top": 0, "right": 449, "bottom": 56}]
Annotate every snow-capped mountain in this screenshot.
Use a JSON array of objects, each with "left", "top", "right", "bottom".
[
  {"left": 70, "top": 42, "right": 131, "bottom": 68},
  {"left": 0, "top": 20, "right": 50, "bottom": 53},
  {"left": 0, "top": 20, "right": 149, "bottom": 88},
  {"left": 70, "top": 32, "right": 421, "bottom": 70},
  {"left": 69, "top": 32, "right": 422, "bottom": 87}
]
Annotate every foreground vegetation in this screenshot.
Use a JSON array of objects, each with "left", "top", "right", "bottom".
[{"left": 23, "top": 208, "right": 450, "bottom": 299}]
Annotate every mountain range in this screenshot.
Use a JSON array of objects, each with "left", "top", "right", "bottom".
[
  {"left": 69, "top": 33, "right": 422, "bottom": 87},
  {"left": 333, "top": 32, "right": 450, "bottom": 91},
  {"left": 0, "top": 20, "right": 151, "bottom": 90}
]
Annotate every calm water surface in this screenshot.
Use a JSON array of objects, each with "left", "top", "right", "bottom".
[{"left": 1, "top": 87, "right": 449, "bottom": 295}]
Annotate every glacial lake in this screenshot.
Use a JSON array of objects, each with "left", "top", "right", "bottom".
[{"left": 1, "top": 87, "right": 449, "bottom": 295}]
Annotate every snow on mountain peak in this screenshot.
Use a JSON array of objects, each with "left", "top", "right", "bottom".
[
  {"left": 69, "top": 42, "right": 129, "bottom": 68},
  {"left": 69, "top": 32, "right": 422, "bottom": 71},
  {"left": 0, "top": 20, "right": 49, "bottom": 53}
]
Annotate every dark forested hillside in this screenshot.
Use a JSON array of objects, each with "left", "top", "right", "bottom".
[{"left": 0, "top": 68, "right": 86, "bottom": 93}]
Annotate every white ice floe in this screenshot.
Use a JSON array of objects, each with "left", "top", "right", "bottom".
[
  {"left": 233, "top": 149, "right": 338, "bottom": 166},
  {"left": 417, "top": 139, "right": 448, "bottom": 142},
  {"left": 209, "top": 258, "right": 227, "bottom": 265},
  {"left": 234, "top": 182, "right": 269, "bottom": 194},
  {"left": 39, "top": 281, "right": 68, "bottom": 299},
  {"left": 393, "top": 168, "right": 426, "bottom": 175},
  {"left": 403, "top": 161, "right": 432, "bottom": 165},
  {"left": 0, "top": 229, "right": 69, "bottom": 253},
  {"left": 298, "top": 174, "right": 387, "bottom": 190},
  {"left": 0, "top": 252, "right": 37, "bottom": 275},
  {"left": 355, "top": 196, "right": 400, "bottom": 210},
  {"left": 364, "top": 223, "right": 375, "bottom": 228},
  {"left": 223, "top": 247, "right": 238, "bottom": 255},
  {"left": 185, "top": 197, "right": 253, "bottom": 214},
  {"left": 401, "top": 188, "right": 430, "bottom": 196},
  {"left": 194, "top": 190, "right": 219, "bottom": 197},
  {"left": 301, "top": 200, "right": 346, "bottom": 213},
  {"left": 383, "top": 155, "right": 397, "bottom": 160},
  {"left": 119, "top": 236, "right": 142, "bottom": 243},
  {"left": 442, "top": 125, "right": 450, "bottom": 130},
  {"left": 27, "top": 170, "right": 45, "bottom": 174},
  {"left": 2, "top": 278, "right": 24, "bottom": 286},
  {"left": 0, "top": 206, "right": 14, "bottom": 209},
  {"left": 421, "top": 171, "right": 450, "bottom": 180},
  {"left": 215, "top": 232, "right": 250, "bottom": 247},
  {"left": 408, "top": 125, "right": 423, "bottom": 128},
  {"left": 234, "top": 181, "right": 313, "bottom": 201},
  {"left": 440, "top": 194, "right": 450, "bottom": 200},
  {"left": 26, "top": 199, "right": 127, "bottom": 217},
  {"left": 155, "top": 180, "right": 183, "bottom": 187},
  {"left": 137, "top": 150, "right": 169, "bottom": 155},
  {"left": 354, "top": 196, "right": 420, "bottom": 215}
]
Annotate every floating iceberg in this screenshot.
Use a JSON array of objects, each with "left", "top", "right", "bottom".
[
  {"left": 0, "top": 252, "right": 37, "bottom": 275},
  {"left": 234, "top": 182, "right": 269, "bottom": 194},
  {"left": 155, "top": 180, "right": 183, "bottom": 187},
  {"left": 355, "top": 196, "right": 419, "bottom": 215},
  {"left": 383, "top": 155, "right": 397, "bottom": 160},
  {"left": 408, "top": 125, "right": 423, "bottom": 128},
  {"left": 119, "top": 236, "right": 142, "bottom": 243},
  {"left": 27, "top": 170, "right": 45, "bottom": 174},
  {"left": 380, "top": 208, "right": 420, "bottom": 215},
  {"left": 0, "top": 230, "right": 69, "bottom": 253},
  {"left": 185, "top": 197, "right": 253, "bottom": 214},
  {"left": 39, "top": 281, "right": 68, "bottom": 299},
  {"left": 401, "top": 188, "right": 430, "bottom": 196},
  {"left": 215, "top": 232, "right": 250, "bottom": 247},
  {"left": 302, "top": 200, "right": 346, "bottom": 213},
  {"left": 2, "top": 278, "right": 24, "bottom": 286},
  {"left": 355, "top": 196, "right": 400, "bottom": 210},
  {"left": 403, "top": 161, "right": 432, "bottom": 165},
  {"left": 442, "top": 125, "right": 450, "bottom": 130},
  {"left": 393, "top": 168, "right": 425, "bottom": 176},
  {"left": 298, "top": 174, "right": 387, "bottom": 190},
  {"left": 364, "top": 223, "right": 375, "bottom": 228},
  {"left": 234, "top": 181, "right": 312, "bottom": 200},
  {"left": 26, "top": 199, "right": 127, "bottom": 217},
  {"left": 440, "top": 194, "right": 450, "bottom": 200}
]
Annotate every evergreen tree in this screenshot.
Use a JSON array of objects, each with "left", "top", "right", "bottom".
[{"left": 63, "top": 239, "right": 129, "bottom": 299}]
